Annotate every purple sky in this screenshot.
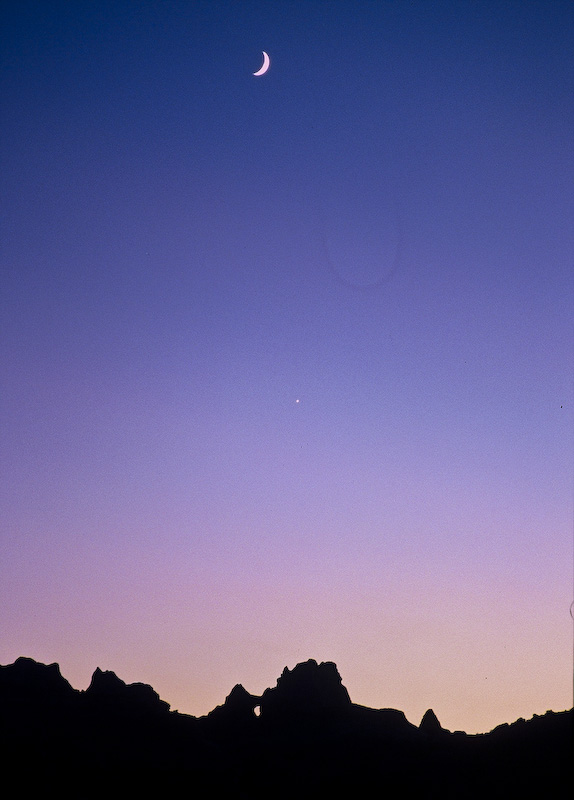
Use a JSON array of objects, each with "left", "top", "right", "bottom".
[{"left": 1, "top": 1, "right": 573, "bottom": 733}]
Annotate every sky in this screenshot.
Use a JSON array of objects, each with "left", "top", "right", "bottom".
[{"left": 1, "top": 0, "right": 573, "bottom": 734}]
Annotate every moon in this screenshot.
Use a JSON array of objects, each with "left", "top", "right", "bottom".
[{"left": 253, "top": 51, "right": 270, "bottom": 76}]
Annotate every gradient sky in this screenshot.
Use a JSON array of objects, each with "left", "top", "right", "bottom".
[{"left": 1, "top": 0, "right": 573, "bottom": 734}]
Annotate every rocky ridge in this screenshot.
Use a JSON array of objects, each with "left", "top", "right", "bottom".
[{"left": 0, "top": 656, "right": 570, "bottom": 798}]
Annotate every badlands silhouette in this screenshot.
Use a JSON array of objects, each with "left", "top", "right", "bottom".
[{"left": 1, "top": 656, "right": 571, "bottom": 798}]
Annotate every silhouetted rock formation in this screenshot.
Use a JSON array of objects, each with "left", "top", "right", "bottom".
[
  {"left": 0, "top": 655, "right": 75, "bottom": 702},
  {"left": 420, "top": 707, "right": 446, "bottom": 734},
  {"left": 0, "top": 656, "right": 571, "bottom": 799},
  {"left": 205, "top": 683, "right": 260, "bottom": 731},
  {"left": 259, "top": 659, "right": 351, "bottom": 721},
  {"left": 85, "top": 667, "right": 170, "bottom": 715}
]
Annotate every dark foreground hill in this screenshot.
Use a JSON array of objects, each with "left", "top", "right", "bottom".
[{"left": 0, "top": 657, "right": 571, "bottom": 799}]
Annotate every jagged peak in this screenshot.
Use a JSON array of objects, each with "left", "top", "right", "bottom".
[
  {"left": 86, "top": 667, "right": 126, "bottom": 694},
  {"left": 205, "top": 682, "right": 259, "bottom": 722},
  {"left": 84, "top": 667, "right": 169, "bottom": 712},
  {"left": 259, "top": 658, "right": 351, "bottom": 719},
  {"left": 225, "top": 683, "right": 254, "bottom": 703},
  {"left": 276, "top": 659, "right": 344, "bottom": 686},
  {"left": 420, "top": 708, "right": 445, "bottom": 733},
  {"left": 11, "top": 656, "right": 62, "bottom": 675},
  {"left": 0, "top": 656, "right": 75, "bottom": 696}
]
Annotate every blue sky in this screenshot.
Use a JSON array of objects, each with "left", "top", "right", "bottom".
[{"left": 1, "top": 1, "right": 573, "bottom": 732}]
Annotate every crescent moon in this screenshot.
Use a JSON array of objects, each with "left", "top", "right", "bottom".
[{"left": 253, "top": 51, "right": 270, "bottom": 76}]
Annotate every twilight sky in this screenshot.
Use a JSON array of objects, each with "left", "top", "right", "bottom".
[{"left": 1, "top": 0, "right": 572, "bottom": 734}]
